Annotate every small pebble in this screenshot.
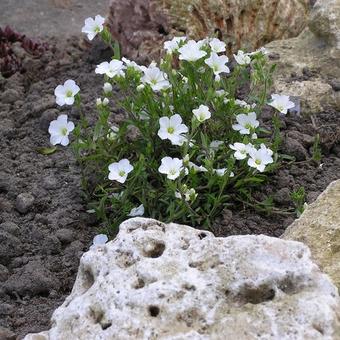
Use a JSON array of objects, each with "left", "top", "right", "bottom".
[{"left": 15, "top": 193, "right": 35, "bottom": 214}]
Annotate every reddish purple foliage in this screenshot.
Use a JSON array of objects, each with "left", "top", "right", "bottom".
[{"left": 0, "top": 26, "right": 49, "bottom": 78}]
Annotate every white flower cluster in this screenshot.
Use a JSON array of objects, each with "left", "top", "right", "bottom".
[{"left": 49, "top": 17, "right": 298, "bottom": 219}]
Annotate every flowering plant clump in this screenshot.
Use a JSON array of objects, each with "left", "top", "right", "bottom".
[{"left": 49, "top": 16, "right": 296, "bottom": 230}]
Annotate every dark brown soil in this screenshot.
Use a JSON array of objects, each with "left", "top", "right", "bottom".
[{"left": 0, "top": 37, "right": 339, "bottom": 339}]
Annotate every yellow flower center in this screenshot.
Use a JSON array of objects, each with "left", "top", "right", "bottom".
[
  {"left": 60, "top": 127, "right": 68, "bottom": 136},
  {"left": 66, "top": 90, "right": 73, "bottom": 98},
  {"left": 167, "top": 127, "right": 174, "bottom": 134},
  {"left": 255, "top": 159, "right": 261, "bottom": 165}
]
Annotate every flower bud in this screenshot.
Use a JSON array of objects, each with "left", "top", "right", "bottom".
[
  {"left": 137, "top": 84, "right": 145, "bottom": 91},
  {"left": 103, "top": 82, "right": 112, "bottom": 93}
]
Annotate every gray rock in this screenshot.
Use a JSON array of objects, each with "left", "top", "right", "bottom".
[
  {"left": 266, "top": 0, "right": 340, "bottom": 114},
  {"left": 283, "top": 180, "right": 340, "bottom": 289},
  {"left": 24, "top": 218, "right": 340, "bottom": 340},
  {"left": 0, "top": 221, "right": 20, "bottom": 236},
  {"left": 42, "top": 175, "right": 58, "bottom": 190},
  {"left": 15, "top": 193, "right": 35, "bottom": 214}
]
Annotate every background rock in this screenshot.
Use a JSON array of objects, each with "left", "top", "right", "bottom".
[
  {"left": 266, "top": 0, "right": 340, "bottom": 114},
  {"left": 107, "top": 0, "right": 311, "bottom": 62},
  {"left": 283, "top": 180, "right": 340, "bottom": 291},
  {"left": 25, "top": 218, "right": 340, "bottom": 340}
]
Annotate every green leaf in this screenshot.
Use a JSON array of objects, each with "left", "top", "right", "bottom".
[{"left": 36, "top": 147, "right": 57, "bottom": 155}]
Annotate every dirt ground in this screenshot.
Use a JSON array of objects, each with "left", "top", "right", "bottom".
[
  {"left": 0, "top": 0, "right": 110, "bottom": 38},
  {"left": 0, "top": 2, "right": 340, "bottom": 339}
]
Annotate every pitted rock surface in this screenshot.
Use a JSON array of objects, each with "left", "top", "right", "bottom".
[
  {"left": 107, "top": 0, "right": 310, "bottom": 62},
  {"left": 24, "top": 218, "right": 340, "bottom": 339},
  {"left": 283, "top": 180, "right": 340, "bottom": 291}
]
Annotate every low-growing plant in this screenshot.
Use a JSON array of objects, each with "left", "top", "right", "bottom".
[
  {"left": 291, "top": 186, "right": 306, "bottom": 217},
  {"left": 312, "top": 133, "right": 322, "bottom": 163},
  {"left": 48, "top": 15, "right": 296, "bottom": 231}
]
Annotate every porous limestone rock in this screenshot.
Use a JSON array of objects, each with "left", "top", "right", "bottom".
[
  {"left": 266, "top": 0, "right": 340, "bottom": 114},
  {"left": 25, "top": 218, "right": 340, "bottom": 339},
  {"left": 106, "top": 0, "right": 310, "bottom": 62},
  {"left": 283, "top": 180, "right": 340, "bottom": 291}
]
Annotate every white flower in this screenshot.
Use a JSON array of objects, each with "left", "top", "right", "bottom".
[
  {"left": 164, "top": 36, "right": 186, "bottom": 54},
  {"left": 175, "top": 186, "right": 197, "bottom": 202},
  {"left": 107, "top": 125, "right": 119, "bottom": 140},
  {"left": 158, "top": 114, "right": 188, "bottom": 146},
  {"left": 210, "top": 140, "right": 224, "bottom": 150},
  {"left": 214, "top": 168, "right": 227, "bottom": 176},
  {"left": 122, "top": 57, "right": 142, "bottom": 72},
  {"left": 108, "top": 159, "right": 133, "bottom": 183},
  {"left": 249, "top": 47, "right": 268, "bottom": 56},
  {"left": 141, "top": 66, "right": 170, "bottom": 92},
  {"left": 232, "top": 112, "right": 259, "bottom": 135},
  {"left": 96, "top": 97, "right": 109, "bottom": 106},
  {"left": 103, "top": 82, "right": 112, "bottom": 93},
  {"left": 81, "top": 15, "right": 105, "bottom": 41},
  {"left": 178, "top": 40, "right": 207, "bottom": 62},
  {"left": 235, "top": 99, "right": 255, "bottom": 110},
  {"left": 268, "top": 94, "right": 295, "bottom": 114},
  {"left": 111, "top": 191, "right": 124, "bottom": 199},
  {"left": 54, "top": 79, "right": 80, "bottom": 106},
  {"left": 197, "top": 38, "right": 210, "bottom": 48},
  {"left": 233, "top": 50, "right": 251, "bottom": 65},
  {"left": 204, "top": 52, "right": 230, "bottom": 75},
  {"left": 260, "top": 143, "right": 274, "bottom": 156},
  {"left": 48, "top": 114, "right": 75, "bottom": 146},
  {"left": 215, "top": 89, "right": 227, "bottom": 97},
  {"left": 128, "top": 204, "right": 144, "bottom": 217},
  {"left": 95, "top": 60, "right": 126, "bottom": 78},
  {"left": 247, "top": 146, "right": 274, "bottom": 172},
  {"left": 192, "top": 105, "right": 211, "bottom": 122},
  {"left": 209, "top": 38, "right": 226, "bottom": 53},
  {"left": 91, "top": 234, "right": 108, "bottom": 250},
  {"left": 229, "top": 142, "right": 253, "bottom": 160},
  {"left": 159, "top": 157, "right": 184, "bottom": 180},
  {"left": 188, "top": 162, "right": 208, "bottom": 173}
]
